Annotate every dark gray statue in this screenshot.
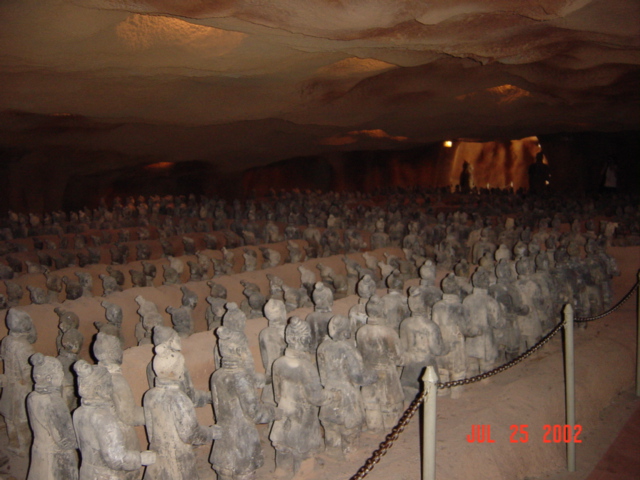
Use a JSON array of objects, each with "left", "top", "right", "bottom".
[
  {"left": 270, "top": 317, "right": 338, "bottom": 477},
  {"left": 210, "top": 327, "right": 277, "bottom": 480},
  {"left": 144, "top": 344, "right": 220, "bottom": 480},
  {"left": 0, "top": 308, "right": 37, "bottom": 455},
  {"left": 317, "top": 315, "right": 373, "bottom": 458},
  {"left": 73, "top": 360, "right": 156, "bottom": 480},
  {"left": 26, "top": 353, "right": 78, "bottom": 480}
]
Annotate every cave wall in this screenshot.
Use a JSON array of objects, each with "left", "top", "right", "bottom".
[
  {"left": 242, "top": 131, "right": 639, "bottom": 197},
  {"left": 1, "top": 131, "right": 637, "bottom": 215}
]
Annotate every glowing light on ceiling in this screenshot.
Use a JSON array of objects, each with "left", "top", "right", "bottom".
[
  {"left": 145, "top": 162, "right": 174, "bottom": 170},
  {"left": 316, "top": 58, "right": 396, "bottom": 77},
  {"left": 456, "top": 84, "right": 532, "bottom": 104},
  {"left": 320, "top": 129, "right": 408, "bottom": 146},
  {"left": 443, "top": 140, "right": 453, "bottom": 147},
  {"left": 116, "top": 15, "right": 246, "bottom": 53}
]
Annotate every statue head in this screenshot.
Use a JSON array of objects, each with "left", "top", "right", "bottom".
[
  {"left": 6, "top": 308, "right": 37, "bottom": 343},
  {"left": 419, "top": 259, "right": 436, "bottom": 285},
  {"left": 55, "top": 307, "right": 80, "bottom": 332},
  {"left": 494, "top": 244, "right": 512, "bottom": 262},
  {"left": 208, "top": 281, "right": 228, "bottom": 299},
  {"left": 93, "top": 332, "right": 123, "bottom": 366},
  {"left": 441, "top": 273, "right": 459, "bottom": 296},
  {"left": 312, "top": 282, "right": 333, "bottom": 311},
  {"left": 222, "top": 302, "right": 246, "bottom": 332},
  {"left": 180, "top": 286, "right": 198, "bottom": 309},
  {"left": 216, "top": 326, "right": 245, "bottom": 360},
  {"left": 102, "top": 301, "right": 123, "bottom": 326},
  {"left": 60, "top": 328, "right": 83, "bottom": 355},
  {"left": 356, "top": 274, "right": 376, "bottom": 299},
  {"left": 407, "top": 286, "right": 428, "bottom": 314},
  {"left": 327, "top": 315, "right": 351, "bottom": 341},
  {"left": 365, "top": 295, "right": 385, "bottom": 324},
  {"left": 285, "top": 316, "right": 312, "bottom": 351},
  {"left": 471, "top": 269, "right": 491, "bottom": 290},
  {"left": 30, "top": 353, "right": 64, "bottom": 390},
  {"left": 153, "top": 325, "right": 181, "bottom": 351},
  {"left": 264, "top": 298, "right": 287, "bottom": 326},
  {"left": 152, "top": 344, "right": 185, "bottom": 382},
  {"left": 75, "top": 360, "right": 113, "bottom": 403}
]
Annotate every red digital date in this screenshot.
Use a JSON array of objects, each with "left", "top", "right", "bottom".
[{"left": 542, "top": 424, "right": 582, "bottom": 443}]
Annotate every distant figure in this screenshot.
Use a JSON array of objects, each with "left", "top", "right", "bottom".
[
  {"left": 528, "top": 152, "right": 550, "bottom": 194},
  {"left": 459, "top": 161, "right": 472, "bottom": 194},
  {"left": 600, "top": 158, "right": 618, "bottom": 193}
]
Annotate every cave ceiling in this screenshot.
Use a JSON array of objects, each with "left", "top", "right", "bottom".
[{"left": 0, "top": 0, "right": 639, "bottom": 175}]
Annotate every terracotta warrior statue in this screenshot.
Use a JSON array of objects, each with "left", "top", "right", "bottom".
[
  {"left": 73, "top": 360, "right": 156, "bottom": 480},
  {"left": 26, "top": 353, "right": 78, "bottom": 480},
  {"left": 0, "top": 308, "right": 37, "bottom": 455},
  {"left": 210, "top": 327, "right": 277, "bottom": 480},
  {"left": 144, "top": 344, "right": 220, "bottom": 480}
]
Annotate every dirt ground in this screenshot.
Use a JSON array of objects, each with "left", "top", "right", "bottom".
[{"left": 1, "top": 245, "right": 638, "bottom": 480}]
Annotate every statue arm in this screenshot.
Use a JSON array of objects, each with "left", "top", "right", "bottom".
[
  {"left": 49, "top": 401, "right": 78, "bottom": 450},
  {"left": 112, "top": 377, "right": 145, "bottom": 426},
  {"left": 236, "top": 373, "right": 276, "bottom": 424},
  {"left": 98, "top": 417, "right": 142, "bottom": 471},
  {"left": 429, "top": 324, "right": 446, "bottom": 356},
  {"left": 173, "top": 393, "right": 214, "bottom": 446}
]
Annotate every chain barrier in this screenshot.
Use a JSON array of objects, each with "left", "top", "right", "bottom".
[
  {"left": 574, "top": 279, "right": 638, "bottom": 322},
  {"left": 349, "top": 318, "right": 567, "bottom": 479},
  {"left": 349, "top": 277, "right": 639, "bottom": 479}
]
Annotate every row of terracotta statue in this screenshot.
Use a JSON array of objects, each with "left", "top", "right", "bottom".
[{"left": 0, "top": 230, "right": 619, "bottom": 479}]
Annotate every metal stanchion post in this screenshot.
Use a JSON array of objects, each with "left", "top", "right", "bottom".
[
  {"left": 564, "top": 304, "right": 576, "bottom": 472},
  {"left": 636, "top": 270, "right": 640, "bottom": 397},
  {"left": 422, "top": 366, "right": 439, "bottom": 480}
]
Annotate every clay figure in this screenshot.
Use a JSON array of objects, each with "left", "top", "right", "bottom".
[
  {"left": 145, "top": 326, "right": 211, "bottom": 408},
  {"left": 0, "top": 308, "right": 37, "bottom": 454},
  {"left": 100, "top": 273, "right": 122, "bottom": 296},
  {"left": 258, "top": 299, "right": 287, "bottom": 405},
  {"left": 96, "top": 300, "right": 125, "bottom": 346},
  {"left": 167, "top": 286, "right": 198, "bottom": 338},
  {"left": 210, "top": 327, "right": 276, "bottom": 480},
  {"left": 143, "top": 344, "right": 219, "bottom": 480},
  {"left": 431, "top": 274, "right": 467, "bottom": 398},
  {"left": 270, "top": 317, "right": 337, "bottom": 477},
  {"left": 306, "top": 282, "right": 334, "bottom": 354},
  {"left": 135, "top": 296, "right": 165, "bottom": 345},
  {"left": 141, "top": 261, "right": 157, "bottom": 286},
  {"left": 317, "top": 315, "right": 372, "bottom": 458},
  {"left": 488, "top": 260, "right": 527, "bottom": 361},
  {"left": 4, "top": 280, "right": 23, "bottom": 307},
  {"left": 260, "top": 247, "right": 281, "bottom": 269},
  {"left": 76, "top": 271, "right": 93, "bottom": 297},
  {"left": 94, "top": 333, "right": 145, "bottom": 480},
  {"left": 461, "top": 269, "right": 507, "bottom": 375},
  {"left": 286, "top": 241, "right": 303, "bottom": 264},
  {"left": 27, "top": 285, "right": 48, "bottom": 305},
  {"left": 26, "top": 353, "right": 78, "bottom": 480},
  {"left": 356, "top": 295, "right": 404, "bottom": 432},
  {"left": 242, "top": 249, "right": 258, "bottom": 272},
  {"left": 57, "top": 328, "right": 83, "bottom": 410},
  {"left": 45, "top": 272, "right": 64, "bottom": 303},
  {"left": 399, "top": 286, "right": 445, "bottom": 401},
  {"left": 136, "top": 243, "right": 151, "bottom": 261},
  {"left": 106, "top": 266, "right": 126, "bottom": 286},
  {"left": 73, "top": 360, "right": 156, "bottom": 480}
]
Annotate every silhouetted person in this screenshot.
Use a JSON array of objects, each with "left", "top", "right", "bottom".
[
  {"left": 600, "top": 158, "right": 618, "bottom": 193},
  {"left": 528, "top": 152, "right": 550, "bottom": 194},
  {"left": 459, "top": 161, "right": 472, "bottom": 194}
]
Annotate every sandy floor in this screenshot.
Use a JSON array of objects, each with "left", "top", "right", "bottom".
[{"left": 1, "top": 244, "right": 638, "bottom": 480}]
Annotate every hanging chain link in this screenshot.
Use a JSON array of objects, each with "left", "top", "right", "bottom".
[
  {"left": 574, "top": 280, "right": 638, "bottom": 322},
  {"left": 438, "top": 317, "right": 566, "bottom": 389},
  {"left": 348, "top": 277, "right": 639, "bottom": 479}
]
